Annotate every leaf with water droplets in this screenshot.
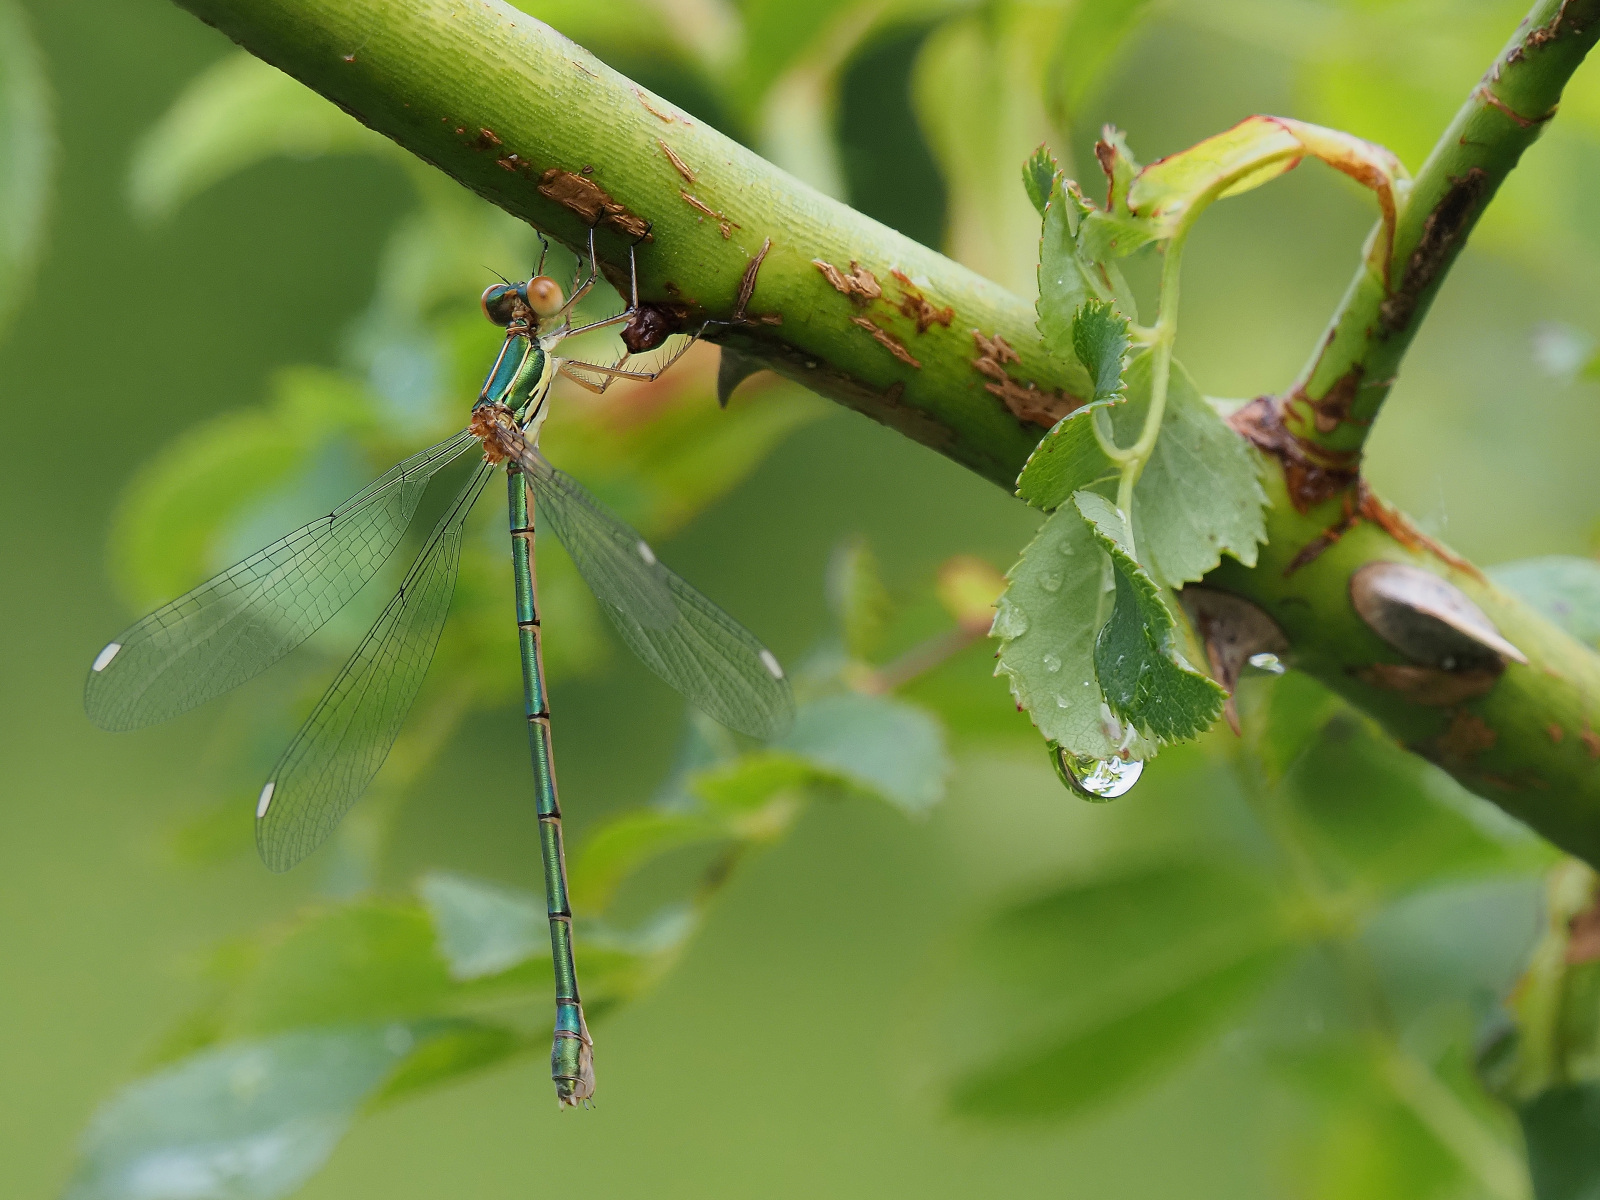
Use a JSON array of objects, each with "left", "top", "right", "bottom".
[
  {"left": 0, "top": 0, "right": 50, "bottom": 332},
  {"left": 992, "top": 504, "right": 1120, "bottom": 759},
  {"left": 1074, "top": 491, "right": 1225, "bottom": 743}
]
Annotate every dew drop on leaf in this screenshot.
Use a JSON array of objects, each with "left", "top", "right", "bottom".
[
  {"left": 1041, "top": 572, "right": 1062, "bottom": 593},
  {"left": 992, "top": 598, "right": 1029, "bottom": 638},
  {"left": 1043, "top": 653, "right": 1061, "bottom": 672},
  {"left": 1050, "top": 744, "right": 1143, "bottom": 801}
]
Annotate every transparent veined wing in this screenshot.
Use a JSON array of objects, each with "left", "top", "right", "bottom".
[
  {"left": 256, "top": 462, "right": 493, "bottom": 873},
  {"left": 525, "top": 452, "right": 795, "bottom": 740},
  {"left": 85, "top": 430, "right": 478, "bottom": 732}
]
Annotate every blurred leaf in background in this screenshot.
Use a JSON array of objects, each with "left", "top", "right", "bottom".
[{"left": 0, "top": 0, "right": 50, "bottom": 329}]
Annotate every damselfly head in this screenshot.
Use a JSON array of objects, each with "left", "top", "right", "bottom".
[
  {"left": 481, "top": 282, "right": 525, "bottom": 327},
  {"left": 524, "top": 275, "right": 566, "bottom": 318}
]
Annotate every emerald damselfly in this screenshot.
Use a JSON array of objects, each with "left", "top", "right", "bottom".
[{"left": 85, "top": 235, "right": 795, "bottom": 1106}]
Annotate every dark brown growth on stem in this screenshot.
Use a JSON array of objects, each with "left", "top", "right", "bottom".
[
  {"left": 1357, "top": 662, "right": 1502, "bottom": 705},
  {"left": 1293, "top": 364, "right": 1369, "bottom": 434},
  {"left": 537, "top": 168, "right": 653, "bottom": 240},
  {"left": 734, "top": 238, "right": 772, "bottom": 323},
  {"left": 621, "top": 303, "right": 690, "bottom": 354},
  {"left": 1474, "top": 83, "right": 1555, "bottom": 128},
  {"left": 1432, "top": 709, "right": 1498, "bottom": 765},
  {"left": 659, "top": 139, "right": 696, "bottom": 184},
  {"left": 971, "top": 331, "right": 1078, "bottom": 427},
  {"left": 814, "top": 259, "right": 882, "bottom": 304},
  {"left": 1357, "top": 489, "right": 1484, "bottom": 579},
  {"left": 1279, "top": 476, "right": 1485, "bottom": 578},
  {"left": 1508, "top": 0, "right": 1589, "bottom": 64},
  {"left": 852, "top": 316, "right": 921, "bottom": 369},
  {"left": 1379, "top": 167, "right": 1488, "bottom": 334},
  {"left": 680, "top": 190, "right": 737, "bottom": 239},
  {"left": 1229, "top": 397, "right": 1360, "bottom": 513},
  {"left": 891, "top": 270, "right": 954, "bottom": 333}
]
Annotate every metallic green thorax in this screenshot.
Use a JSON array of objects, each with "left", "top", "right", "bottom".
[
  {"left": 477, "top": 331, "right": 549, "bottom": 421},
  {"left": 508, "top": 463, "right": 594, "bottom": 1105}
]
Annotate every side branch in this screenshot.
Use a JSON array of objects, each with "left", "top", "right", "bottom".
[
  {"left": 1286, "top": 0, "right": 1600, "bottom": 459},
  {"left": 173, "top": 0, "right": 1600, "bottom": 864}
]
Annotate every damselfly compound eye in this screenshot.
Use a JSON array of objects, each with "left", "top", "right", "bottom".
[
  {"left": 525, "top": 276, "right": 565, "bottom": 318},
  {"left": 481, "top": 283, "right": 522, "bottom": 326}
]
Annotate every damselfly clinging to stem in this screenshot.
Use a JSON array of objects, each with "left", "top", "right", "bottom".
[{"left": 85, "top": 231, "right": 795, "bottom": 1107}]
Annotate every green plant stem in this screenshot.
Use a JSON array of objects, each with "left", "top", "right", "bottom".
[
  {"left": 169, "top": 0, "right": 1600, "bottom": 865},
  {"left": 1287, "top": 0, "right": 1600, "bottom": 452},
  {"left": 1113, "top": 229, "right": 1185, "bottom": 530}
]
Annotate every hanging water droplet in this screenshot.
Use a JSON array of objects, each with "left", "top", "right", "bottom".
[
  {"left": 1050, "top": 744, "right": 1143, "bottom": 801},
  {"left": 992, "top": 599, "right": 1029, "bottom": 639},
  {"left": 1247, "top": 651, "right": 1286, "bottom": 675},
  {"left": 1042, "top": 652, "right": 1061, "bottom": 673},
  {"left": 1041, "top": 572, "right": 1062, "bottom": 593}
]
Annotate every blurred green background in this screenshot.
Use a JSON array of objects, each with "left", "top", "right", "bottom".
[{"left": 7, "top": 1, "right": 1600, "bottom": 1197}]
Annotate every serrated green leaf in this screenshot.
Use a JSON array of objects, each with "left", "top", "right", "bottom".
[
  {"left": 1037, "top": 179, "right": 1094, "bottom": 353},
  {"left": 1076, "top": 491, "right": 1226, "bottom": 743},
  {"left": 1124, "top": 350, "right": 1267, "bottom": 585},
  {"left": 827, "top": 535, "right": 892, "bottom": 659},
  {"left": 1037, "top": 175, "right": 1140, "bottom": 361},
  {"left": 777, "top": 693, "right": 949, "bottom": 815},
  {"left": 1490, "top": 556, "right": 1600, "bottom": 649},
  {"left": 1013, "top": 399, "right": 1120, "bottom": 511},
  {"left": 1072, "top": 299, "right": 1129, "bottom": 403},
  {"left": 64, "top": 1025, "right": 428, "bottom": 1200},
  {"left": 0, "top": 0, "right": 51, "bottom": 330},
  {"left": 129, "top": 52, "right": 394, "bottom": 222},
  {"left": 992, "top": 504, "right": 1117, "bottom": 759},
  {"left": 1022, "top": 145, "right": 1059, "bottom": 217},
  {"left": 950, "top": 947, "right": 1289, "bottom": 1122}
]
